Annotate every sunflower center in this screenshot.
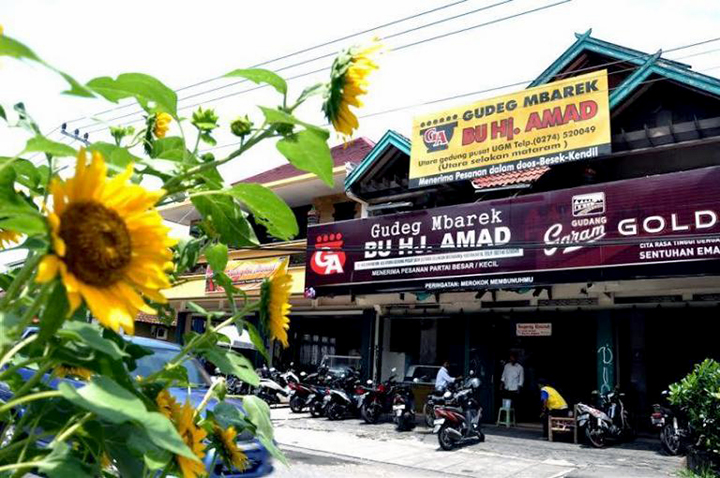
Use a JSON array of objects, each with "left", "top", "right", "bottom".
[{"left": 59, "top": 201, "right": 132, "bottom": 286}]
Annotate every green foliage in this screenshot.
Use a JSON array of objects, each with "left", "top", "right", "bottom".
[
  {"left": 225, "top": 68, "right": 288, "bottom": 95},
  {"left": 277, "top": 129, "right": 335, "bottom": 186},
  {"left": 670, "top": 359, "right": 720, "bottom": 459},
  {"left": 86, "top": 73, "right": 178, "bottom": 117},
  {"left": 0, "top": 26, "right": 343, "bottom": 477},
  {"left": 228, "top": 183, "right": 299, "bottom": 240}
]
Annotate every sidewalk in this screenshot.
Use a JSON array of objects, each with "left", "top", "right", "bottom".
[{"left": 271, "top": 408, "right": 683, "bottom": 478}]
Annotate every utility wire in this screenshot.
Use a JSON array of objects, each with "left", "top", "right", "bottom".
[
  {"left": 201, "top": 56, "right": 720, "bottom": 153},
  {"left": 62, "top": 0, "right": 476, "bottom": 125},
  {"left": 82, "top": 0, "right": 569, "bottom": 134}
]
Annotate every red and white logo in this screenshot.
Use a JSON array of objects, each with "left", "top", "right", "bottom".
[{"left": 310, "top": 233, "right": 346, "bottom": 275}]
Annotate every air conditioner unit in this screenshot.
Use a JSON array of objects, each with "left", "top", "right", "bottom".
[{"left": 153, "top": 326, "right": 169, "bottom": 340}]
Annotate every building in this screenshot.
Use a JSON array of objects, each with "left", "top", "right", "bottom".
[{"left": 305, "top": 31, "right": 720, "bottom": 423}]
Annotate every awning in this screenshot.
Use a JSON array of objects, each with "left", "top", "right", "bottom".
[
  {"left": 472, "top": 166, "right": 550, "bottom": 190},
  {"left": 217, "top": 325, "right": 256, "bottom": 350}
]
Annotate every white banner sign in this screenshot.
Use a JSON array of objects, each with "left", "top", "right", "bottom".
[{"left": 516, "top": 323, "right": 552, "bottom": 336}]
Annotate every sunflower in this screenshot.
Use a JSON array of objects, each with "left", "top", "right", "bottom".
[
  {"left": 260, "top": 259, "right": 292, "bottom": 347},
  {"left": 35, "top": 149, "right": 176, "bottom": 334},
  {"left": 322, "top": 38, "right": 382, "bottom": 141},
  {"left": 212, "top": 425, "right": 248, "bottom": 471},
  {"left": 54, "top": 365, "right": 93, "bottom": 381},
  {"left": 156, "top": 389, "right": 182, "bottom": 421},
  {"left": 154, "top": 112, "right": 172, "bottom": 139},
  {"left": 0, "top": 229, "right": 20, "bottom": 249},
  {"left": 175, "top": 401, "right": 207, "bottom": 478}
]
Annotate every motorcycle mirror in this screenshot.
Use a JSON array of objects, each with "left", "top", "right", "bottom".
[
  {"left": 341, "top": 374, "right": 346, "bottom": 378},
  {"left": 661, "top": 390, "right": 669, "bottom": 396},
  {"left": 591, "top": 390, "right": 599, "bottom": 395},
  {"left": 443, "top": 391, "right": 452, "bottom": 399},
  {"left": 366, "top": 379, "right": 373, "bottom": 385},
  {"left": 413, "top": 378, "right": 420, "bottom": 383},
  {"left": 391, "top": 367, "right": 397, "bottom": 373},
  {"left": 290, "top": 362, "right": 294, "bottom": 367},
  {"left": 270, "top": 367, "right": 276, "bottom": 372},
  {"left": 469, "top": 370, "right": 475, "bottom": 376},
  {"left": 300, "top": 371, "right": 307, "bottom": 377}
]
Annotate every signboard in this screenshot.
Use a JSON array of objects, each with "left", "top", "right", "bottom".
[
  {"left": 516, "top": 323, "right": 552, "bottom": 337},
  {"left": 206, "top": 256, "right": 287, "bottom": 293},
  {"left": 305, "top": 166, "right": 720, "bottom": 295},
  {"left": 409, "top": 70, "right": 611, "bottom": 188}
]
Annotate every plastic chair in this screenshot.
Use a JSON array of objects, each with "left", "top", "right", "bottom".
[{"left": 496, "top": 399, "right": 516, "bottom": 427}]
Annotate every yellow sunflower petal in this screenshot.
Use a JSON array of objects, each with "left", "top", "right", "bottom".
[{"left": 36, "top": 255, "right": 61, "bottom": 283}]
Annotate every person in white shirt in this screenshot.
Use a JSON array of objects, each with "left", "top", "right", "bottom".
[
  {"left": 435, "top": 360, "right": 459, "bottom": 391},
  {"left": 500, "top": 352, "right": 524, "bottom": 406}
]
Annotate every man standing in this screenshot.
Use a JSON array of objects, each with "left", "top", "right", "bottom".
[
  {"left": 500, "top": 352, "right": 524, "bottom": 405},
  {"left": 538, "top": 378, "right": 569, "bottom": 439},
  {"left": 435, "top": 360, "right": 459, "bottom": 391}
]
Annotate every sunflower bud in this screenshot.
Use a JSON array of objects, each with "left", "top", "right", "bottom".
[
  {"left": 192, "top": 107, "right": 219, "bottom": 132},
  {"left": 153, "top": 112, "right": 172, "bottom": 139},
  {"left": 230, "top": 116, "right": 253, "bottom": 137}
]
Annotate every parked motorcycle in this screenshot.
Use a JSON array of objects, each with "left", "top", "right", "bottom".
[
  {"left": 288, "top": 371, "right": 315, "bottom": 413},
  {"left": 392, "top": 384, "right": 416, "bottom": 432},
  {"left": 433, "top": 376, "right": 483, "bottom": 451},
  {"left": 253, "top": 364, "right": 297, "bottom": 406},
  {"left": 577, "top": 388, "right": 634, "bottom": 448},
  {"left": 323, "top": 369, "right": 364, "bottom": 420},
  {"left": 360, "top": 368, "right": 398, "bottom": 424},
  {"left": 423, "top": 376, "right": 463, "bottom": 427},
  {"left": 651, "top": 390, "right": 690, "bottom": 455}
]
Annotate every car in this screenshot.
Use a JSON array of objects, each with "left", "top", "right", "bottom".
[{"left": 0, "top": 333, "right": 273, "bottom": 477}]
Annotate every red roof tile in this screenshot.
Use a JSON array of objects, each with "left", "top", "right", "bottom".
[
  {"left": 234, "top": 137, "right": 375, "bottom": 185},
  {"left": 471, "top": 166, "right": 550, "bottom": 190}
]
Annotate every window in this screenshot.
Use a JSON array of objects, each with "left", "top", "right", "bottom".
[{"left": 333, "top": 201, "right": 357, "bottom": 221}]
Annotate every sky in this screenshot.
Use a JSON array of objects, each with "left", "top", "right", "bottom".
[{"left": 1, "top": 0, "right": 719, "bottom": 266}]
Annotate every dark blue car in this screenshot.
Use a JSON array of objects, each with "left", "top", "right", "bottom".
[{"left": 0, "top": 334, "right": 273, "bottom": 477}]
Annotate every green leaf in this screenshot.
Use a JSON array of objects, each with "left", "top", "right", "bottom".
[
  {"left": 58, "top": 376, "right": 197, "bottom": 460},
  {"left": 37, "top": 282, "right": 69, "bottom": 344},
  {"left": 276, "top": 129, "right": 334, "bottom": 186},
  {"left": 174, "top": 237, "right": 206, "bottom": 276},
  {"left": 24, "top": 135, "right": 77, "bottom": 157},
  {"left": 243, "top": 395, "right": 288, "bottom": 464},
  {"left": 198, "top": 344, "right": 259, "bottom": 387},
  {"left": 39, "top": 442, "right": 94, "bottom": 478},
  {"left": 258, "top": 106, "right": 329, "bottom": 139},
  {"left": 5, "top": 158, "right": 41, "bottom": 189},
  {"left": 225, "top": 68, "right": 287, "bottom": 95},
  {"left": 151, "top": 136, "right": 186, "bottom": 160},
  {"left": 212, "top": 401, "right": 249, "bottom": 430},
  {"left": 205, "top": 243, "right": 228, "bottom": 273},
  {"left": 0, "top": 167, "right": 46, "bottom": 234},
  {"left": 0, "top": 36, "right": 93, "bottom": 98},
  {"left": 191, "top": 195, "right": 259, "bottom": 247},
  {"left": 241, "top": 321, "right": 269, "bottom": 362},
  {"left": 57, "top": 322, "right": 129, "bottom": 361},
  {"left": 88, "top": 142, "right": 141, "bottom": 172},
  {"left": 0, "top": 104, "right": 6, "bottom": 121},
  {"left": 87, "top": 73, "right": 178, "bottom": 117},
  {"left": 297, "top": 82, "right": 327, "bottom": 104},
  {"left": 127, "top": 427, "right": 172, "bottom": 471},
  {"left": 0, "top": 310, "right": 23, "bottom": 350},
  {"left": 227, "top": 184, "right": 298, "bottom": 240}
]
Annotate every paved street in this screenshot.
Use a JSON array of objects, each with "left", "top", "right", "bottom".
[{"left": 269, "top": 407, "right": 684, "bottom": 477}]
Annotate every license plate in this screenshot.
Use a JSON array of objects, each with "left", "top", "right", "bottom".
[
  {"left": 432, "top": 418, "right": 444, "bottom": 434},
  {"left": 651, "top": 417, "right": 665, "bottom": 426},
  {"left": 393, "top": 405, "right": 404, "bottom": 411}
]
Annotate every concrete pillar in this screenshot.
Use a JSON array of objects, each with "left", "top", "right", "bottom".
[{"left": 596, "top": 312, "right": 616, "bottom": 394}]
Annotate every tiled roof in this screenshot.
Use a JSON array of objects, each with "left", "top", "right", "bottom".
[
  {"left": 235, "top": 137, "right": 375, "bottom": 185},
  {"left": 471, "top": 166, "right": 550, "bottom": 190},
  {"left": 136, "top": 312, "right": 177, "bottom": 326}
]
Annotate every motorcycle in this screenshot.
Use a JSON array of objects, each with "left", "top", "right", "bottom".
[
  {"left": 288, "top": 371, "right": 316, "bottom": 413},
  {"left": 360, "top": 368, "right": 398, "bottom": 424},
  {"left": 651, "top": 390, "right": 690, "bottom": 455},
  {"left": 577, "top": 388, "right": 634, "bottom": 448},
  {"left": 423, "top": 376, "right": 463, "bottom": 427},
  {"left": 433, "top": 376, "right": 483, "bottom": 451},
  {"left": 253, "top": 364, "right": 296, "bottom": 406},
  {"left": 392, "top": 384, "right": 416, "bottom": 431},
  {"left": 323, "top": 369, "right": 364, "bottom": 421}
]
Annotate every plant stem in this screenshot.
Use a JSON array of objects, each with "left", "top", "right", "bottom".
[
  {"left": 51, "top": 412, "right": 92, "bottom": 445},
  {"left": 0, "top": 461, "right": 41, "bottom": 473},
  {"left": 0, "top": 390, "right": 61, "bottom": 415},
  {"left": 11, "top": 361, "right": 54, "bottom": 398},
  {"left": 194, "top": 377, "right": 223, "bottom": 419},
  {"left": 0, "top": 253, "right": 41, "bottom": 310},
  {"left": 0, "top": 334, "right": 38, "bottom": 371}
]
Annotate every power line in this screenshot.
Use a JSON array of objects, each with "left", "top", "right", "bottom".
[
  {"left": 201, "top": 56, "right": 720, "bottom": 153},
  {"left": 84, "top": 0, "right": 572, "bottom": 134},
  {"left": 62, "top": 0, "right": 475, "bottom": 125}
]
